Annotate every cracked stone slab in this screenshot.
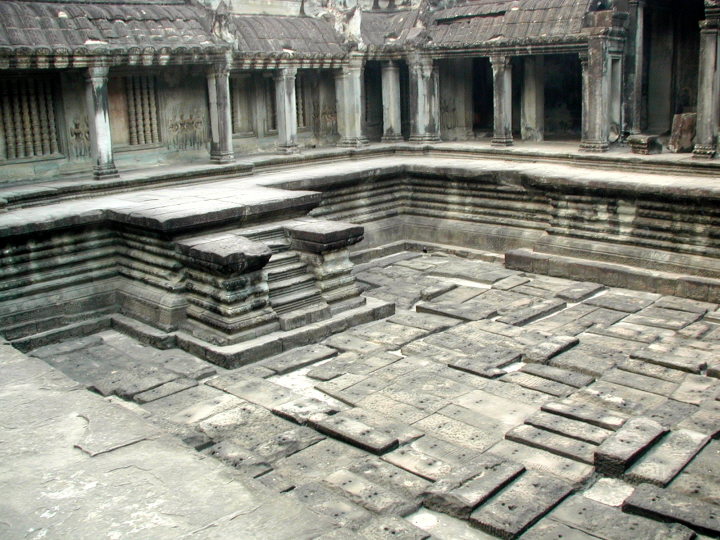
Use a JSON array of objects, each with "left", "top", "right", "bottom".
[
  {"left": 595, "top": 417, "right": 667, "bottom": 476},
  {"left": 258, "top": 344, "right": 337, "bottom": 375},
  {"left": 453, "top": 390, "right": 538, "bottom": 429},
  {"left": 469, "top": 471, "right": 573, "bottom": 538},
  {"left": 646, "top": 399, "right": 699, "bottom": 429},
  {"left": 332, "top": 407, "right": 424, "bottom": 445},
  {"left": 555, "top": 282, "right": 606, "bottom": 302},
  {"left": 348, "top": 321, "right": 428, "bottom": 349},
  {"left": 549, "top": 342, "right": 623, "bottom": 377},
  {"left": 625, "top": 429, "right": 710, "bottom": 487},
  {"left": 624, "top": 483, "right": 720, "bottom": 537},
  {"left": 413, "top": 413, "right": 498, "bottom": 452},
  {"left": 520, "top": 364, "right": 594, "bottom": 389},
  {"left": 141, "top": 384, "right": 227, "bottom": 418},
  {"left": 415, "top": 300, "right": 498, "bottom": 322},
  {"left": 382, "top": 444, "right": 455, "bottom": 482},
  {"left": 272, "top": 396, "right": 345, "bottom": 425},
  {"left": 251, "top": 426, "right": 326, "bottom": 462},
  {"left": 525, "top": 411, "right": 613, "bottom": 445},
  {"left": 90, "top": 366, "right": 180, "bottom": 399},
  {"left": 423, "top": 454, "right": 525, "bottom": 518},
  {"left": 583, "top": 478, "right": 635, "bottom": 507},
  {"left": 309, "top": 413, "right": 399, "bottom": 455},
  {"left": 166, "top": 393, "right": 244, "bottom": 425},
  {"left": 197, "top": 401, "right": 294, "bottom": 446},
  {"left": 506, "top": 424, "right": 597, "bottom": 464},
  {"left": 675, "top": 402, "right": 720, "bottom": 437},
  {"left": 324, "top": 469, "right": 415, "bottom": 515},
  {"left": 388, "top": 311, "right": 459, "bottom": 332},
  {"left": 550, "top": 495, "right": 694, "bottom": 540},
  {"left": 522, "top": 335, "right": 579, "bottom": 364},
  {"left": 496, "top": 298, "right": 567, "bottom": 326},
  {"left": 134, "top": 378, "right": 198, "bottom": 404},
  {"left": 572, "top": 381, "right": 667, "bottom": 417},
  {"left": 589, "top": 321, "right": 673, "bottom": 344},
  {"left": 349, "top": 457, "right": 431, "bottom": 500},
  {"left": 501, "top": 372, "right": 575, "bottom": 398},
  {"left": 449, "top": 344, "right": 521, "bottom": 378}
]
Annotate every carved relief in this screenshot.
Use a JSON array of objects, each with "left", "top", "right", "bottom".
[
  {"left": 168, "top": 109, "right": 205, "bottom": 150},
  {"left": 69, "top": 117, "right": 90, "bottom": 159}
]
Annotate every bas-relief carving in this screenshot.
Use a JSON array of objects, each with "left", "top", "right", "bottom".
[
  {"left": 69, "top": 117, "right": 90, "bottom": 159},
  {"left": 440, "top": 97, "right": 456, "bottom": 130},
  {"left": 168, "top": 109, "right": 206, "bottom": 151}
]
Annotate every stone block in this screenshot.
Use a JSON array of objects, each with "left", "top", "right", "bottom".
[
  {"left": 272, "top": 396, "right": 345, "bottom": 425},
  {"left": 382, "top": 445, "right": 454, "bottom": 482},
  {"left": 205, "top": 440, "right": 272, "bottom": 478},
  {"left": 501, "top": 372, "right": 575, "bottom": 398},
  {"left": 309, "top": 414, "right": 399, "bottom": 455},
  {"left": 324, "top": 469, "right": 414, "bottom": 515},
  {"left": 134, "top": 378, "right": 198, "bottom": 404},
  {"left": 595, "top": 417, "right": 667, "bottom": 476},
  {"left": 525, "top": 411, "right": 613, "bottom": 445},
  {"left": 627, "top": 134, "right": 663, "bottom": 155},
  {"left": 667, "top": 113, "right": 696, "bottom": 153},
  {"left": 291, "top": 482, "right": 372, "bottom": 529},
  {"left": 258, "top": 344, "right": 337, "bottom": 375},
  {"left": 625, "top": 429, "right": 710, "bottom": 487},
  {"left": 285, "top": 219, "right": 364, "bottom": 253},
  {"left": 542, "top": 400, "right": 627, "bottom": 430},
  {"left": 469, "top": 471, "right": 573, "bottom": 538},
  {"left": 586, "top": 293, "right": 654, "bottom": 313},
  {"left": 601, "top": 368, "right": 678, "bottom": 396},
  {"left": 209, "top": 376, "right": 299, "bottom": 409},
  {"left": 523, "top": 335, "right": 579, "bottom": 364},
  {"left": 357, "top": 517, "right": 431, "bottom": 540},
  {"left": 496, "top": 298, "right": 566, "bottom": 326},
  {"left": 671, "top": 374, "right": 719, "bottom": 405},
  {"left": 177, "top": 234, "right": 271, "bottom": 274},
  {"left": 521, "top": 364, "right": 595, "bottom": 388},
  {"left": 415, "top": 301, "right": 498, "bottom": 322},
  {"left": 624, "top": 483, "right": 720, "bottom": 537},
  {"left": 506, "top": 424, "right": 597, "bottom": 464}
]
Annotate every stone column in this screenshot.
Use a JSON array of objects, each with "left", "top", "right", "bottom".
[
  {"left": 274, "top": 67, "right": 299, "bottom": 153},
  {"left": 381, "top": 61, "right": 403, "bottom": 142},
  {"left": 580, "top": 39, "right": 611, "bottom": 152},
  {"left": 521, "top": 56, "right": 544, "bottom": 142},
  {"left": 625, "top": 0, "right": 645, "bottom": 134},
  {"left": 335, "top": 55, "right": 368, "bottom": 147},
  {"left": 694, "top": 19, "right": 720, "bottom": 158},
  {"left": 408, "top": 54, "right": 440, "bottom": 142},
  {"left": 207, "top": 63, "right": 235, "bottom": 163},
  {"left": 491, "top": 55, "right": 513, "bottom": 146},
  {"left": 85, "top": 66, "right": 118, "bottom": 179}
]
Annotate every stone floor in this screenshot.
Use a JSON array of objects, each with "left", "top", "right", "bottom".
[{"left": 4, "top": 251, "right": 720, "bottom": 538}]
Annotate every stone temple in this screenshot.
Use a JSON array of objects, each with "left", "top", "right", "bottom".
[{"left": 1, "top": 0, "right": 720, "bottom": 537}]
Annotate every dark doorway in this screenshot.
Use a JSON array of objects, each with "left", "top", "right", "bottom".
[
  {"left": 544, "top": 54, "right": 582, "bottom": 139},
  {"left": 472, "top": 57, "right": 493, "bottom": 135}
]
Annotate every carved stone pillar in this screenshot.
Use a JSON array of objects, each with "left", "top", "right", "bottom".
[
  {"left": 275, "top": 67, "right": 299, "bottom": 153},
  {"left": 694, "top": 18, "right": 720, "bottom": 158},
  {"left": 85, "top": 66, "right": 118, "bottom": 179},
  {"left": 207, "top": 63, "right": 235, "bottom": 163},
  {"left": 521, "top": 56, "right": 544, "bottom": 142},
  {"left": 408, "top": 54, "right": 440, "bottom": 142},
  {"left": 491, "top": 55, "right": 513, "bottom": 146},
  {"left": 580, "top": 39, "right": 611, "bottom": 152},
  {"left": 335, "top": 55, "right": 368, "bottom": 147},
  {"left": 381, "top": 61, "right": 403, "bottom": 142},
  {"left": 625, "top": 0, "right": 646, "bottom": 134}
]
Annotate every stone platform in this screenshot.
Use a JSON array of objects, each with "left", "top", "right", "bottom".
[{"left": 4, "top": 253, "right": 720, "bottom": 539}]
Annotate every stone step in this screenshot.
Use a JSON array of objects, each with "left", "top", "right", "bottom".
[
  {"left": 594, "top": 417, "right": 667, "bottom": 476},
  {"left": 506, "top": 424, "right": 596, "bottom": 464},
  {"left": 624, "top": 429, "right": 710, "bottom": 487},
  {"left": 265, "top": 250, "right": 300, "bottom": 270},
  {"left": 469, "top": 471, "right": 574, "bottom": 539},
  {"left": 266, "top": 261, "right": 308, "bottom": 283},
  {"left": 269, "top": 274, "right": 318, "bottom": 299},
  {"left": 271, "top": 289, "right": 327, "bottom": 315},
  {"left": 278, "top": 304, "right": 331, "bottom": 331}
]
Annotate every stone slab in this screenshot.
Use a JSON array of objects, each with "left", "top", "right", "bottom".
[
  {"left": 415, "top": 301, "right": 498, "bottom": 322},
  {"left": 469, "top": 471, "right": 573, "bottom": 538},
  {"left": 624, "top": 483, "right": 720, "bottom": 537},
  {"left": 167, "top": 393, "right": 244, "bottom": 425},
  {"left": 90, "top": 366, "right": 179, "bottom": 399},
  {"left": 525, "top": 411, "right": 613, "bottom": 445},
  {"left": 453, "top": 389, "right": 538, "bottom": 430},
  {"left": 646, "top": 399, "right": 699, "bottom": 429},
  {"left": 251, "top": 425, "right": 326, "bottom": 462},
  {"left": 671, "top": 374, "right": 719, "bottom": 405},
  {"left": 349, "top": 457, "right": 432, "bottom": 499},
  {"left": 291, "top": 481, "right": 373, "bottom": 530},
  {"left": 272, "top": 396, "right": 344, "bottom": 425},
  {"left": 324, "top": 333, "right": 386, "bottom": 355},
  {"left": 623, "top": 307, "right": 702, "bottom": 330},
  {"left": 357, "top": 516, "right": 431, "bottom": 540},
  {"left": 349, "top": 321, "right": 428, "bottom": 349},
  {"left": 382, "top": 445, "right": 454, "bottom": 482},
  {"left": 617, "top": 358, "right": 688, "bottom": 383},
  {"left": 496, "top": 298, "right": 567, "bottom": 326},
  {"left": 625, "top": 429, "right": 710, "bottom": 487},
  {"left": 555, "top": 282, "right": 606, "bottom": 302},
  {"left": 520, "top": 364, "right": 595, "bottom": 389},
  {"left": 258, "top": 344, "right": 337, "bottom": 375},
  {"left": 357, "top": 393, "right": 430, "bottom": 425},
  {"left": 324, "top": 469, "right": 415, "bottom": 515},
  {"left": 197, "top": 401, "right": 294, "bottom": 446},
  {"left": 388, "top": 311, "right": 459, "bottom": 332},
  {"left": 542, "top": 400, "right": 627, "bottom": 431},
  {"left": 309, "top": 414, "right": 399, "bottom": 455},
  {"left": 273, "top": 438, "right": 367, "bottom": 484},
  {"left": 523, "top": 335, "right": 579, "bottom": 364},
  {"left": 423, "top": 454, "right": 525, "bottom": 518},
  {"left": 506, "top": 424, "right": 597, "bottom": 464},
  {"left": 413, "top": 413, "right": 497, "bottom": 452},
  {"left": 550, "top": 495, "right": 694, "bottom": 540},
  {"left": 134, "top": 378, "right": 198, "bottom": 404},
  {"left": 501, "top": 372, "right": 575, "bottom": 398},
  {"left": 602, "top": 368, "right": 678, "bottom": 396},
  {"left": 586, "top": 293, "right": 654, "bottom": 313},
  {"left": 522, "top": 519, "right": 597, "bottom": 539},
  {"left": 209, "top": 376, "right": 300, "bottom": 409},
  {"left": 595, "top": 417, "right": 667, "bottom": 476},
  {"left": 205, "top": 440, "right": 272, "bottom": 478},
  {"left": 334, "top": 407, "right": 424, "bottom": 445},
  {"left": 631, "top": 345, "right": 708, "bottom": 374}
]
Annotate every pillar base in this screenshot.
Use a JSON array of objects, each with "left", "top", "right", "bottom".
[
  {"left": 277, "top": 144, "right": 300, "bottom": 154},
  {"left": 408, "top": 135, "right": 440, "bottom": 143},
  {"left": 210, "top": 151, "right": 235, "bottom": 164},
  {"left": 381, "top": 134, "right": 404, "bottom": 143},
  {"left": 579, "top": 140, "right": 609, "bottom": 153},
  {"left": 337, "top": 137, "right": 369, "bottom": 148},
  {"left": 93, "top": 165, "right": 119, "bottom": 180},
  {"left": 693, "top": 144, "right": 717, "bottom": 159},
  {"left": 491, "top": 137, "right": 513, "bottom": 147}
]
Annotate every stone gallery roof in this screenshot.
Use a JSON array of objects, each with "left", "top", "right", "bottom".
[
  {"left": 361, "top": 9, "right": 421, "bottom": 50},
  {"left": 0, "top": 0, "right": 222, "bottom": 55},
  {"left": 428, "top": 0, "right": 595, "bottom": 48},
  {"left": 230, "top": 15, "right": 346, "bottom": 57}
]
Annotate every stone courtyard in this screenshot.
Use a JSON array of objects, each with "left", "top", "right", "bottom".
[{"left": 5, "top": 250, "right": 719, "bottom": 539}]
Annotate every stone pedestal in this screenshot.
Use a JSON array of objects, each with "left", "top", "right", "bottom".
[
  {"left": 285, "top": 219, "right": 365, "bottom": 312},
  {"left": 408, "top": 54, "right": 440, "bottom": 142},
  {"left": 177, "top": 234, "right": 279, "bottom": 346},
  {"left": 627, "top": 134, "right": 662, "bottom": 154},
  {"left": 521, "top": 56, "right": 544, "bottom": 142},
  {"left": 491, "top": 55, "right": 513, "bottom": 146},
  {"left": 275, "top": 67, "right": 299, "bottom": 153},
  {"left": 381, "top": 61, "right": 403, "bottom": 142},
  {"left": 336, "top": 56, "right": 368, "bottom": 147},
  {"left": 580, "top": 41, "right": 611, "bottom": 153},
  {"left": 207, "top": 63, "right": 235, "bottom": 164},
  {"left": 694, "top": 20, "right": 719, "bottom": 158},
  {"left": 85, "top": 67, "right": 118, "bottom": 179}
]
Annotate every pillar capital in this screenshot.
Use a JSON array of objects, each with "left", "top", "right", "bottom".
[
  {"left": 274, "top": 66, "right": 298, "bottom": 81},
  {"left": 86, "top": 66, "right": 110, "bottom": 81},
  {"left": 490, "top": 55, "right": 511, "bottom": 69}
]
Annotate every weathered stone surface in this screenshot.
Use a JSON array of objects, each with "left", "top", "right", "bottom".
[
  {"left": 449, "top": 344, "right": 521, "bottom": 377},
  {"left": 667, "top": 112, "right": 697, "bottom": 153},
  {"left": 382, "top": 445, "right": 454, "bottom": 482},
  {"left": 274, "top": 438, "right": 367, "bottom": 484},
  {"left": 453, "top": 389, "right": 537, "bottom": 429},
  {"left": 676, "top": 402, "right": 720, "bottom": 436},
  {"left": 624, "top": 483, "right": 720, "bottom": 536},
  {"left": 623, "top": 307, "right": 702, "bottom": 330},
  {"left": 90, "top": 366, "right": 180, "bottom": 399},
  {"left": 333, "top": 407, "right": 424, "bottom": 445},
  {"left": 671, "top": 374, "right": 719, "bottom": 405},
  {"left": 415, "top": 300, "right": 498, "bottom": 322},
  {"left": 285, "top": 219, "right": 364, "bottom": 252},
  {"left": 324, "top": 333, "right": 386, "bottom": 355},
  {"left": 631, "top": 344, "right": 708, "bottom": 374},
  {"left": 583, "top": 477, "right": 635, "bottom": 507},
  {"left": 349, "top": 321, "right": 427, "bottom": 349},
  {"left": 349, "top": 457, "right": 431, "bottom": 499},
  {"left": 423, "top": 454, "right": 525, "bottom": 518},
  {"left": 506, "top": 424, "right": 597, "bottom": 464},
  {"left": 413, "top": 413, "right": 497, "bottom": 451},
  {"left": 357, "top": 393, "right": 430, "bottom": 424},
  {"left": 523, "top": 335, "right": 579, "bottom": 364},
  {"left": 310, "top": 413, "right": 399, "bottom": 454},
  {"left": 469, "top": 471, "right": 573, "bottom": 538},
  {"left": 555, "top": 281, "right": 605, "bottom": 302},
  {"left": 586, "top": 293, "right": 654, "bottom": 313},
  {"left": 525, "top": 411, "right": 613, "bottom": 445},
  {"left": 625, "top": 429, "right": 709, "bottom": 487},
  {"left": 501, "top": 372, "right": 575, "bottom": 398},
  {"left": 669, "top": 439, "right": 720, "bottom": 504},
  {"left": 291, "top": 481, "right": 373, "bottom": 529},
  {"left": 549, "top": 344, "right": 620, "bottom": 377},
  {"left": 204, "top": 440, "right": 272, "bottom": 477},
  {"left": 258, "top": 344, "right": 337, "bottom": 375},
  {"left": 134, "top": 378, "right": 198, "bottom": 404},
  {"left": 602, "top": 368, "right": 678, "bottom": 396},
  {"left": 617, "top": 358, "right": 687, "bottom": 383},
  {"left": 480, "top": 379, "right": 554, "bottom": 406},
  {"left": 325, "top": 469, "right": 415, "bottom": 515},
  {"left": 210, "top": 376, "right": 300, "bottom": 409},
  {"left": 646, "top": 399, "right": 699, "bottom": 429},
  {"left": 550, "top": 495, "right": 694, "bottom": 539},
  {"left": 595, "top": 417, "right": 667, "bottom": 476},
  {"left": 167, "top": 393, "right": 244, "bottom": 425},
  {"left": 388, "top": 311, "right": 459, "bottom": 332},
  {"left": 357, "top": 516, "right": 431, "bottom": 540},
  {"left": 520, "top": 364, "right": 595, "bottom": 389},
  {"left": 542, "top": 400, "right": 627, "bottom": 430},
  {"left": 573, "top": 380, "right": 667, "bottom": 416},
  {"left": 272, "top": 396, "right": 344, "bottom": 425},
  {"left": 497, "top": 298, "right": 566, "bottom": 326},
  {"left": 197, "top": 401, "right": 294, "bottom": 446},
  {"left": 522, "top": 519, "right": 597, "bottom": 539}
]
